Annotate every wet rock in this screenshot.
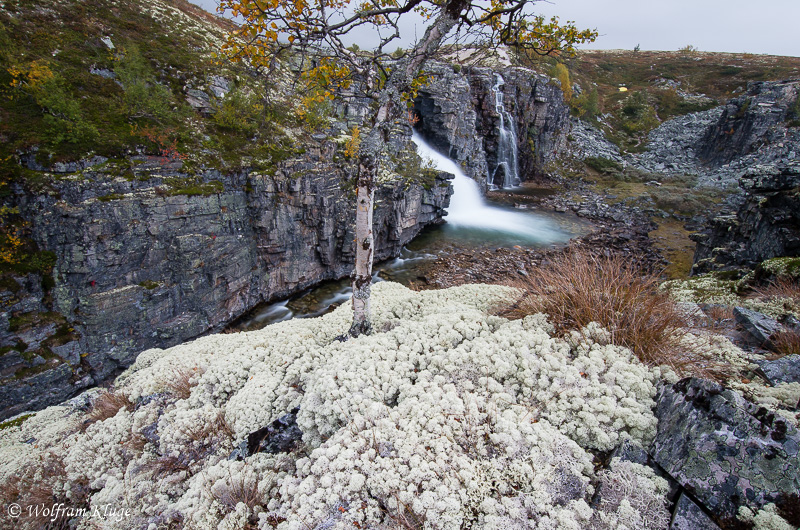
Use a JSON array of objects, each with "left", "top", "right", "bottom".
[
  {"left": 670, "top": 492, "right": 721, "bottom": 530},
  {"left": 755, "top": 355, "right": 800, "bottom": 386},
  {"left": 651, "top": 377, "right": 800, "bottom": 524},
  {"left": 733, "top": 307, "right": 784, "bottom": 348}
]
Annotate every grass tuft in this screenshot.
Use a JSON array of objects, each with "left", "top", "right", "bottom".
[
  {"left": 496, "top": 249, "right": 721, "bottom": 377},
  {"left": 83, "top": 389, "right": 135, "bottom": 429}
]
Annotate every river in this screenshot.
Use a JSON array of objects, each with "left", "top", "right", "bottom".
[{"left": 229, "top": 133, "right": 589, "bottom": 331}]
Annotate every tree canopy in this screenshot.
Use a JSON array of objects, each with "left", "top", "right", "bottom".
[{"left": 217, "top": 0, "right": 596, "bottom": 336}]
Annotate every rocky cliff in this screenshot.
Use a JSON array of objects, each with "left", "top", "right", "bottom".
[
  {"left": 0, "top": 138, "right": 452, "bottom": 420},
  {"left": 692, "top": 164, "right": 800, "bottom": 274},
  {"left": 413, "top": 63, "right": 570, "bottom": 190}
]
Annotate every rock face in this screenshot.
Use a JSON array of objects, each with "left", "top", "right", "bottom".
[
  {"left": 629, "top": 80, "right": 800, "bottom": 187},
  {"left": 413, "top": 63, "right": 570, "bottom": 189},
  {"left": 651, "top": 378, "right": 800, "bottom": 526},
  {"left": 699, "top": 80, "right": 800, "bottom": 168},
  {"left": 0, "top": 138, "right": 452, "bottom": 420},
  {"left": 692, "top": 164, "right": 800, "bottom": 274}
]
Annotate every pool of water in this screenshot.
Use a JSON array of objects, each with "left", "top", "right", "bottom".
[{"left": 228, "top": 134, "right": 590, "bottom": 332}]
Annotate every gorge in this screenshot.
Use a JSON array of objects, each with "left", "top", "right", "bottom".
[{"left": 1, "top": 0, "right": 800, "bottom": 528}]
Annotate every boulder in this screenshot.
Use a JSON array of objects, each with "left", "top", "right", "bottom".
[
  {"left": 670, "top": 492, "right": 721, "bottom": 530},
  {"left": 755, "top": 354, "right": 800, "bottom": 386},
  {"left": 733, "top": 306, "right": 784, "bottom": 348},
  {"left": 651, "top": 378, "right": 800, "bottom": 525}
]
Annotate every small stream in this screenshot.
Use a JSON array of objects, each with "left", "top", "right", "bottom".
[{"left": 229, "top": 134, "right": 589, "bottom": 332}]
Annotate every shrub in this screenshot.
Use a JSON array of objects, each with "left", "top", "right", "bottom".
[
  {"left": 213, "top": 84, "right": 264, "bottom": 135},
  {"left": 584, "top": 156, "right": 623, "bottom": 174},
  {"left": 549, "top": 62, "right": 572, "bottom": 101},
  {"left": 497, "top": 249, "right": 715, "bottom": 374}
]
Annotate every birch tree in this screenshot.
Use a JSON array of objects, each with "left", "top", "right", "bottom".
[{"left": 218, "top": 0, "right": 595, "bottom": 336}]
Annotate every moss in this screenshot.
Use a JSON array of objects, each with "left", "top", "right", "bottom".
[
  {"left": 0, "top": 275, "right": 22, "bottom": 293},
  {"left": 97, "top": 193, "right": 126, "bottom": 202},
  {"left": 758, "top": 257, "right": 800, "bottom": 281},
  {"left": 0, "top": 413, "right": 34, "bottom": 431},
  {"left": 162, "top": 178, "right": 224, "bottom": 197},
  {"left": 8, "top": 311, "right": 66, "bottom": 332}
]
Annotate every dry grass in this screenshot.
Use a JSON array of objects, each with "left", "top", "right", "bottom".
[
  {"left": 162, "top": 365, "right": 206, "bottom": 400},
  {"left": 752, "top": 277, "right": 800, "bottom": 313},
  {"left": 82, "top": 389, "right": 135, "bottom": 430},
  {"left": 497, "top": 249, "right": 722, "bottom": 377},
  {"left": 771, "top": 329, "right": 800, "bottom": 357},
  {"left": 0, "top": 451, "right": 88, "bottom": 530}
]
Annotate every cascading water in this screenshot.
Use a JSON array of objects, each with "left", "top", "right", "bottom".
[
  {"left": 491, "top": 74, "right": 520, "bottom": 189},
  {"left": 412, "top": 132, "right": 562, "bottom": 244},
  {"left": 233, "top": 134, "right": 583, "bottom": 331}
]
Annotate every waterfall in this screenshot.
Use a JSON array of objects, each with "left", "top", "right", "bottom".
[
  {"left": 491, "top": 74, "right": 521, "bottom": 189},
  {"left": 412, "top": 132, "right": 561, "bottom": 243}
]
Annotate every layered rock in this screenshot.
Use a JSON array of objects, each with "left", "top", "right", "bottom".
[
  {"left": 413, "top": 63, "right": 570, "bottom": 189},
  {"left": 630, "top": 80, "right": 800, "bottom": 187},
  {"left": 0, "top": 138, "right": 452, "bottom": 420},
  {"left": 692, "top": 164, "right": 800, "bottom": 274}
]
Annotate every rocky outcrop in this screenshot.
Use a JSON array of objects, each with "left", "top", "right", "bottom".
[
  {"left": 414, "top": 63, "right": 570, "bottom": 189},
  {"left": 413, "top": 63, "right": 490, "bottom": 187},
  {"left": 651, "top": 377, "right": 800, "bottom": 527},
  {"left": 0, "top": 138, "right": 452, "bottom": 420},
  {"left": 692, "top": 164, "right": 800, "bottom": 274},
  {"left": 700, "top": 80, "right": 800, "bottom": 167},
  {"left": 630, "top": 80, "right": 800, "bottom": 187}
]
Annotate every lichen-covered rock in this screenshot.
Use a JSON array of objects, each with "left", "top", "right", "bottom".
[
  {"left": 733, "top": 306, "right": 784, "bottom": 348},
  {"left": 651, "top": 377, "right": 800, "bottom": 525},
  {"left": 756, "top": 355, "right": 800, "bottom": 386},
  {"left": 670, "top": 492, "right": 720, "bottom": 530}
]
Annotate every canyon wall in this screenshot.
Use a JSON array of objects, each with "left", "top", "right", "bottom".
[
  {"left": 413, "top": 62, "right": 571, "bottom": 189},
  {"left": 0, "top": 137, "right": 452, "bottom": 420}
]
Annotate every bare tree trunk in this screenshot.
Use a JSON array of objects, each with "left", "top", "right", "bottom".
[
  {"left": 349, "top": 164, "right": 375, "bottom": 337},
  {"left": 348, "top": 10, "right": 461, "bottom": 336}
]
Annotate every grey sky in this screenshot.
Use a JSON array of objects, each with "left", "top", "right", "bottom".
[{"left": 189, "top": 0, "right": 800, "bottom": 57}]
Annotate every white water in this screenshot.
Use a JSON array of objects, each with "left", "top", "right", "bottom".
[
  {"left": 491, "top": 74, "right": 520, "bottom": 189},
  {"left": 412, "top": 132, "right": 563, "bottom": 243}
]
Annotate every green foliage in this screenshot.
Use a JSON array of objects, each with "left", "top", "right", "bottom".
[
  {"left": 619, "top": 91, "right": 659, "bottom": 135},
  {"left": 584, "top": 156, "right": 622, "bottom": 174},
  {"left": 549, "top": 63, "right": 572, "bottom": 101},
  {"left": 571, "top": 86, "right": 600, "bottom": 120},
  {"left": 114, "top": 45, "right": 178, "bottom": 122},
  {"left": 651, "top": 89, "right": 716, "bottom": 121},
  {"left": 213, "top": 84, "right": 264, "bottom": 135}
]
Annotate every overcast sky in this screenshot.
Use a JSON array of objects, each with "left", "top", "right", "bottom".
[{"left": 189, "top": 0, "right": 800, "bottom": 57}]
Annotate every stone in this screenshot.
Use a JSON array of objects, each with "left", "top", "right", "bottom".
[
  {"left": 669, "top": 492, "right": 720, "bottom": 530},
  {"left": 230, "top": 408, "right": 303, "bottom": 460},
  {"left": 756, "top": 354, "right": 800, "bottom": 386},
  {"left": 734, "top": 306, "right": 784, "bottom": 348},
  {"left": 651, "top": 378, "right": 800, "bottom": 525},
  {"left": 51, "top": 341, "right": 81, "bottom": 365}
]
